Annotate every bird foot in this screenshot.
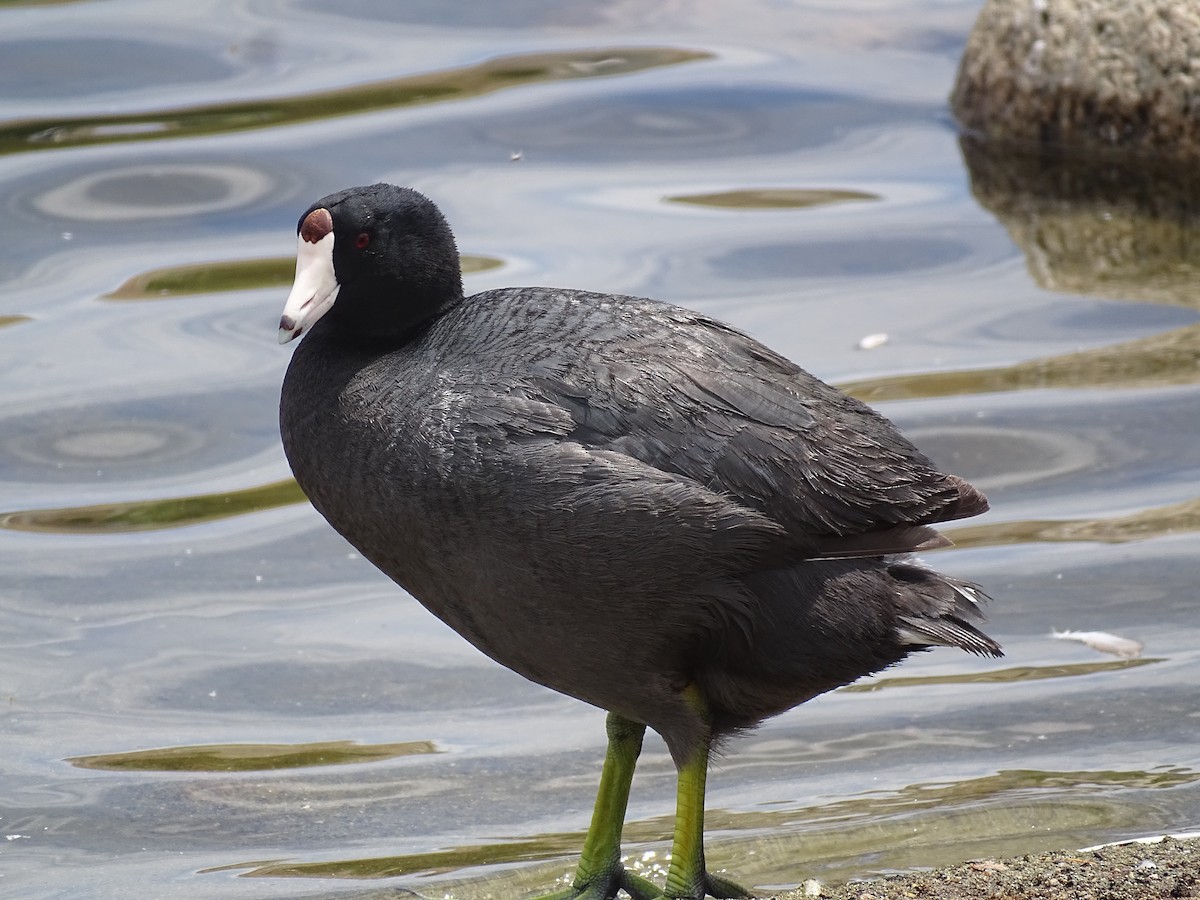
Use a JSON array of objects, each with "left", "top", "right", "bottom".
[
  {"left": 533, "top": 866, "right": 665, "bottom": 900},
  {"left": 665, "top": 868, "right": 752, "bottom": 899}
]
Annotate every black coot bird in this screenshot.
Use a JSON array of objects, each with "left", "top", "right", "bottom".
[{"left": 278, "top": 184, "right": 1001, "bottom": 900}]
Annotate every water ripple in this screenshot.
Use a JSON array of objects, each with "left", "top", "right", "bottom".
[
  {"left": 34, "top": 163, "right": 275, "bottom": 222},
  {"left": 0, "top": 46, "right": 710, "bottom": 157}
]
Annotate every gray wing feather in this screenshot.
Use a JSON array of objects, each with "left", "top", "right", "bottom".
[{"left": 442, "top": 295, "right": 986, "bottom": 562}]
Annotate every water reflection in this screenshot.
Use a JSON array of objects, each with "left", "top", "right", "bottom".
[
  {"left": 155, "top": 658, "right": 555, "bottom": 715},
  {"left": 710, "top": 237, "right": 973, "bottom": 280},
  {"left": 959, "top": 135, "right": 1200, "bottom": 308},
  {"left": 0, "top": 36, "right": 233, "bottom": 99},
  {"left": 472, "top": 86, "right": 928, "bottom": 163}
]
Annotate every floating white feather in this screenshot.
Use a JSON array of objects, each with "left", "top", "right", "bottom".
[{"left": 1051, "top": 629, "right": 1143, "bottom": 659}]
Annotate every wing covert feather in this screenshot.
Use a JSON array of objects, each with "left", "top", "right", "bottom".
[{"left": 437, "top": 299, "right": 986, "bottom": 561}]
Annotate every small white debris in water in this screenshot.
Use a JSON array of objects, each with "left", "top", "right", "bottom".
[
  {"left": 856, "top": 332, "right": 889, "bottom": 350},
  {"left": 208, "top": 690, "right": 217, "bottom": 698},
  {"left": 5, "top": 834, "right": 29, "bottom": 841},
  {"left": 510, "top": 149, "right": 523, "bottom": 161},
  {"left": 1051, "top": 629, "right": 1143, "bottom": 659},
  {"left": 802, "top": 878, "right": 822, "bottom": 897}
]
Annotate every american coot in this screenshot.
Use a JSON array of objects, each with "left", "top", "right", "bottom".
[{"left": 278, "top": 184, "right": 1001, "bottom": 900}]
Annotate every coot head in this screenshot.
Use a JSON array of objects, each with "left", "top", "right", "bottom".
[{"left": 278, "top": 183, "right": 462, "bottom": 345}]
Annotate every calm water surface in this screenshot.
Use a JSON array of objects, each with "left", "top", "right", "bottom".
[{"left": 2, "top": 2, "right": 1198, "bottom": 898}]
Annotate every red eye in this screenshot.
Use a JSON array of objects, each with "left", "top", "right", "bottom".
[{"left": 354, "top": 232, "right": 371, "bottom": 249}]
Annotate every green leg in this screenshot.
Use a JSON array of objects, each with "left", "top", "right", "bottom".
[
  {"left": 534, "top": 713, "right": 663, "bottom": 900},
  {"left": 662, "top": 689, "right": 752, "bottom": 900}
]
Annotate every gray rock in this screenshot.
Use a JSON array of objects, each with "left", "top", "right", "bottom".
[{"left": 951, "top": 0, "right": 1200, "bottom": 159}]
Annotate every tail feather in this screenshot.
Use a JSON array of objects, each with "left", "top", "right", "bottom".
[
  {"left": 897, "top": 614, "right": 1002, "bottom": 657},
  {"left": 889, "top": 563, "right": 1003, "bottom": 658}
]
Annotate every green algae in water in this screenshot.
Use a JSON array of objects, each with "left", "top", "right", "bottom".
[
  {"left": 666, "top": 188, "right": 879, "bottom": 210},
  {"left": 840, "top": 322, "right": 1200, "bottom": 402},
  {"left": 68, "top": 739, "right": 438, "bottom": 773},
  {"left": 0, "top": 478, "right": 306, "bottom": 534},
  {"left": 216, "top": 839, "right": 576, "bottom": 880},
  {"left": 105, "top": 257, "right": 294, "bottom": 299},
  {"left": 944, "top": 494, "right": 1200, "bottom": 550},
  {"left": 841, "top": 657, "right": 1161, "bottom": 693},
  {"left": 0, "top": 46, "right": 710, "bottom": 156},
  {"left": 105, "top": 254, "right": 503, "bottom": 300}
]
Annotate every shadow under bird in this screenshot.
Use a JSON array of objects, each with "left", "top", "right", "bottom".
[{"left": 277, "top": 183, "right": 1001, "bottom": 900}]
